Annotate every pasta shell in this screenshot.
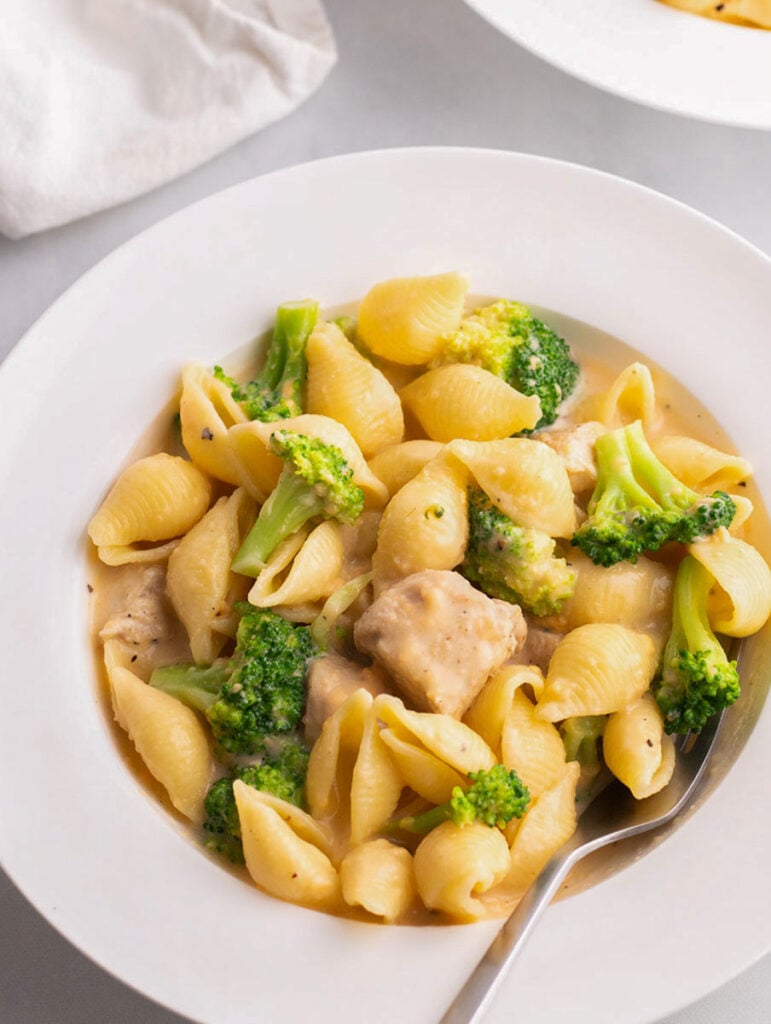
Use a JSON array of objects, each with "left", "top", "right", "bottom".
[
  {"left": 448, "top": 438, "right": 576, "bottom": 538},
  {"left": 306, "top": 322, "right": 405, "bottom": 457},
  {"left": 109, "top": 665, "right": 213, "bottom": 822},
  {"left": 248, "top": 521, "right": 344, "bottom": 609},
  {"left": 306, "top": 689, "right": 403, "bottom": 847},
  {"left": 562, "top": 551, "right": 674, "bottom": 637},
  {"left": 350, "top": 710, "right": 404, "bottom": 845},
  {"left": 88, "top": 452, "right": 212, "bottom": 548},
  {"left": 372, "top": 451, "right": 468, "bottom": 587},
  {"left": 179, "top": 362, "right": 248, "bottom": 485},
  {"left": 227, "top": 421, "right": 284, "bottom": 502},
  {"left": 463, "top": 665, "right": 545, "bottom": 756},
  {"left": 357, "top": 272, "right": 469, "bottom": 365},
  {"left": 536, "top": 624, "right": 658, "bottom": 721},
  {"left": 375, "top": 694, "right": 496, "bottom": 804},
  {"left": 378, "top": 730, "right": 468, "bottom": 806},
  {"left": 688, "top": 530, "right": 771, "bottom": 637},
  {"left": 367, "top": 440, "right": 444, "bottom": 498},
  {"left": 307, "top": 688, "right": 372, "bottom": 822},
  {"left": 234, "top": 782, "right": 340, "bottom": 910},
  {"left": 501, "top": 689, "right": 567, "bottom": 799},
  {"left": 651, "top": 435, "right": 753, "bottom": 493},
  {"left": 340, "top": 840, "right": 416, "bottom": 922},
  {"left": 603, "top": 693, "right": 675, "bottom": 800},
  {"left": 97, "top": 539, "right": 180, "bottom": 566},
  {"left": 167, "top": 488, "right": 256, "bottom": 664},
  {"left": 578, "top": 362, "right": 656, "bottom": 429},
  {"left": 400, "top": 365, "right": 541, "bottom": 442},
  {"left": 414, "top": 821, "right": 511, "bottom": 922},
  {"left": 502, "top": 761, "right": 579, "bottom": 898}
]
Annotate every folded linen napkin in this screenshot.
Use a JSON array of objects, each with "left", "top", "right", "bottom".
[{"left": 0, "top": 0, "right": 336, "bottom": 239}]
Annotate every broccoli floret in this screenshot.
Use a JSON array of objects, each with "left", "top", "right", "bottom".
[
  {"left": 571, "top": 421, "right": 735, "bottom": 567},
  {"left": 461, "top": 488, "right": 575, "bottom": 617},
  {"left": 214, "top": 300, "right": 318, "bottom": 421},
  {"left": 653, "top": 555, "right": 740, "bottom": 735},
  {"left": 391, "top": 765, "right": 530, "bottom": 835},
  {"left": 203, "top": 742, "right": 310, "bottom": 863},
  {"left": 231, "top": 430, "right": 365, "bottom": 577},
  {"left": 435, "top": 300, "right": 580, "bottom": 429},
  {"left": 151, "top": 605, "right": 317, "bottom": 755}
]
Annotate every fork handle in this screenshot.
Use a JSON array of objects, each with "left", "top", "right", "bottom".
[{"left": 438, "top": 850, "right": 577, "bottom": 1024}]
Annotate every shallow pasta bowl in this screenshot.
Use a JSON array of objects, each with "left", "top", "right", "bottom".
[
  {"left": 463, "top": 0, "right": 771, "bottom": 128},
  {"left": 0, "top": 148, "right": 770, "bottom": 1024}
]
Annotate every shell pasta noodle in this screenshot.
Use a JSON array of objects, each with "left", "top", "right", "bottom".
[
  {"left": 87, "top": 270, "right": 771, "bottom": 926},
  {"left": 659, "top": 0, "right": 771, "bottom": 29}
]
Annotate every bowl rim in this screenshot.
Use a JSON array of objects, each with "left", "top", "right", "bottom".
[{"left": 463, "top": 0, "right": 771, "bottom": 130}]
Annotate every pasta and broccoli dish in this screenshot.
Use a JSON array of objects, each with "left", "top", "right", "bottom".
[{"left": 87, "top": 272, "right": 771, "bottom": 924}]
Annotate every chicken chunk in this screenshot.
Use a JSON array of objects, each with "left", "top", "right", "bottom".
[
  {"left": 510, "top": 624, "right": 564, "bottom": 676},
  {"left": 99, "top": 564, "right": 173, "bottom": 647},
  {"left": 539, "top": 421, "right": 605, "bottom": 495},
  {"left": 353, "top": 569, "right": 526, "bottom": 718},
  {"left": 94, "top": 563, "right": 187, "bottom": 678},
  {"left": 304, "top": 654, "right": 390, "bottom": 742}
]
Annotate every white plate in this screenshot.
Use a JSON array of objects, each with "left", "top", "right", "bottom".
[
  {"left": 464, "top": 0, "right": 771, "bottom": 129},
  {"left": 0, "top": 148, "right": 769, "bottom": 1024}
]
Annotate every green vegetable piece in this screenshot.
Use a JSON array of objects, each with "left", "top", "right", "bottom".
[
  {"left": 151, "top": 606, "right": 317, "bottom": 756},
  {"left": 231, "top": 430, "right": 365, "bottom": 577},
  {"left": 392, "top": 765, "right": 530, "bottom": 835},
  {"left": 462, "top": 488, "right": 575, "bottom": 617},
  {"left": 435, "top": 300, "right": 580, "bottom": 430},
  {"left": 653, "top": 556, "right": 740, "bottom": 735},
  {"left": 214, "top": 299, "right": 318, "bottom": 421},
  {"left": 571, "top": 421, "right": 735, "bottom": 567},
  {"left": 202, "top": 741, "right": 310, "bottom": 863}
]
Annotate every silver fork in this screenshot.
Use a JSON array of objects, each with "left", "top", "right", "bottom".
[{"left": 439, "top": 711, "right": 725, "bottom": 1024}]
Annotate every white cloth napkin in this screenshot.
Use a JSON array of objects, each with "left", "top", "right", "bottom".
[{"left": 0, "top": 0, "right": 337, "bottom": 239}]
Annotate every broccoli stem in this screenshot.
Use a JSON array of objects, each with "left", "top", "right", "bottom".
[
  {"left": 560, "top": 715, "right": 606, "bottom": 768},
  {"left": 262, "top": 301, "right": 319, "bottom": 408},
  {"left": 623, "top": 420, "right": 695, "bottom": 510},
  {"left": 216, "top": 301, "right": 318, "bottom": 421},
  {"left": 390, "top": 766, "right": 530, "bottom": 835},
  {"left": 593, "top": 429, "right": 661, "bottom": 520},
  {"left": 672, "top": 557, "right": 711, "bottom": 650},
  {"left": 393, "top": 803, "right": 454, "bottom": 836},
  {"left": 231, "top": 469, "right": 326, "bottom": 576},
  {"left": 655, "top": 555, "right": 740, "bottom": 734},
  {"left": 150, "top": 662, "right": 229, "bottom": 712}
]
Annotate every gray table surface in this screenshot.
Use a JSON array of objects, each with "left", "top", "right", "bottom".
[{"left": 1, "top": 1, "right": 770, "bottom": 1021}]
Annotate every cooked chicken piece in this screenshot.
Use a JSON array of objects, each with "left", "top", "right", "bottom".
[
  {"left": 539, "top": 421, "right": 606, "bottom": 495},
  {"left": 93, "top": 563, "right": 189, "bottom": 679},
  {"left": 304, "top": 654, "right": 391, "bottom": 742},
  {"left": 354, "top": 570, "right": 526, "bottom": 718},
  {"left": 510, "top": 624, "right": 564, "bottom": 676},
  {"left": 99, "top": 564, "right": 173, "bottom": 647}
]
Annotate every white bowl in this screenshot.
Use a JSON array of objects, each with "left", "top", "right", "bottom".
[
  {"left": 0, "top": 148, "right": 769, "bottom": 1024},
  {"left": 464, "top": 0, "right": 771, "bottom": 129}
]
